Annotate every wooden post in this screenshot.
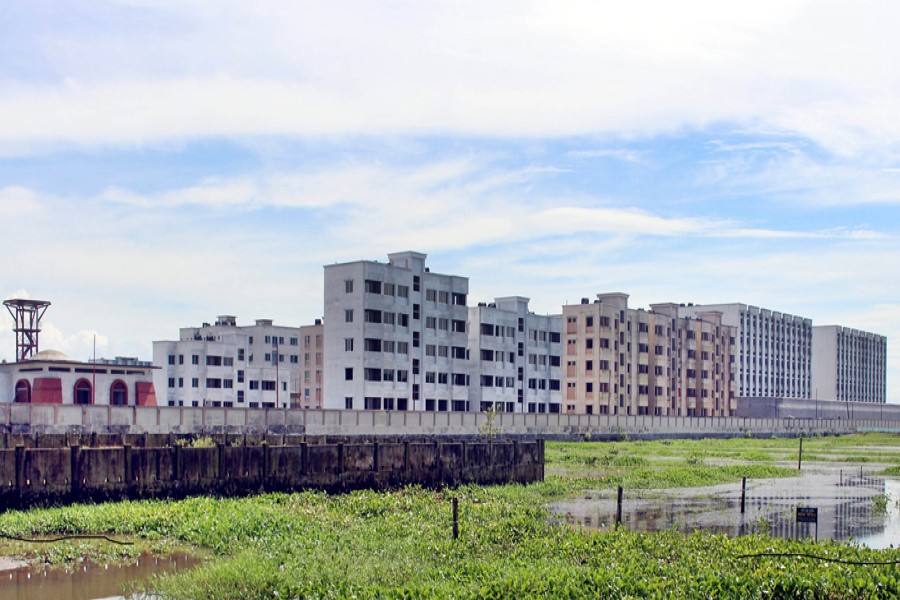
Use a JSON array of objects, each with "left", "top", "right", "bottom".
[
  {"left": 69, "top": 444, "right": 81, "bottom": 500},
  {"left": 452, "top": 497, "right": 459, "bottom": 540},
  {"left": 615, "top": 485, "right": 623, "bottom": 529},
  {"left": 797, "top": 437, "right": 803, "bottom": 470},
  {"left": 740, "top": 477, "right": 747, "bottom": 514}
]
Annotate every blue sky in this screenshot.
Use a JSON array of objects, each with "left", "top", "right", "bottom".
[{"left": 2, "top": 1, "right": 899, "bottom": 401}]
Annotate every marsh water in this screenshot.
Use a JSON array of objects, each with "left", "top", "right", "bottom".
[
  {"left": 549, "top": 471, "right": 900, "bottom": 548},
  {"left": 0, "top": 552, "right": 200, "bottom": 600}
]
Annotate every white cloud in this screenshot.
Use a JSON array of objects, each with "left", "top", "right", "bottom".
[{"left": 1, "top": 2, "right": 900, "bottom": 155}]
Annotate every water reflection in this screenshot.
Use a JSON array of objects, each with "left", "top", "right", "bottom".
[
  {"left": 550, "top": 474, "right": 900, "bottom": 549},
  {"left": 0, "top": 552, "right": 200, "bottom": 600}
]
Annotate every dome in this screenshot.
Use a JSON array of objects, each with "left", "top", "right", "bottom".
[{"left": 27, "top": 349, "right": 70, "bottom": 362}]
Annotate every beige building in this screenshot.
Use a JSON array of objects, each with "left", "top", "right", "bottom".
[
  {"left": 293, "top": 321, "right": 324, "bottom": 409},
  {"left": 563, "top": 294, "right": 736, "bottom": 417}
]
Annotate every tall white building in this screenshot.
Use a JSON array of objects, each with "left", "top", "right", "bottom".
[
  {"left": 153, "top": 316, "right": 302, "bottom": 408},
  {"left": 677, "top": 303, "right": 812, "bottom": 400},
  {"left": 812, "top": 325, "right": 887, "bottom": 403},
  {"left": 468, "top": 297, "right": 562, "bottom": 414},
  {"left": 323, "top": 251, "right": 470, "bottom": 411}
]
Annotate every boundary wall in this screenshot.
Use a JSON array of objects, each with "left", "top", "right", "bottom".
[
  {"left": 2, "top": 405, "right": 897, "bottom": 439},
  {"left": 0, "top": 438, "right": 542, "bottom": 510}
]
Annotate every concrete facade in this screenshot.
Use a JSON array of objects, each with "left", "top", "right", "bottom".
[
  {"left": 812, "top": 325, "right": 887, "bottom": 403},
  {"left": 323, "top": 251, "right": 470, "bottom": 412},
  {"left": 467, "top": 297, "right": 562, "bottom": 414},
  {"left": 0, "top": 350, "right": 157, "bottom": 407},
  {"left": 292, "top": 322, "right": 325, "bottom": 410},
  {"left": 563, "top": 295, "right": 736, "bottom": 417},
  {"left": 676, "top": 303, "right": 812, "bottom": 400},
  {"left": 153, "top": 316, "right": 301, "bottom": 409}
]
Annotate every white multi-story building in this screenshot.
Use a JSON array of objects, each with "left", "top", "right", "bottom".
[
  {"left": 153, "top": 315, "right": 302, "bottom": 408},
  {"left": 812, "top": 325, "right": 887, "bottom": 403},
  {"left": 467, "top": 297, "right": 562, "bottom": 414},
  {"left": 676, "top": 303, "right": 812, "bottom": 400},
  {"left": 323, "top": 251, "right": 470, "bottom": 411}
]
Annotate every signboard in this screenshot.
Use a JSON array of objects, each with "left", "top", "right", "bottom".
[{"left": 796, "top": 507, "right": 818, "bottom": 523}]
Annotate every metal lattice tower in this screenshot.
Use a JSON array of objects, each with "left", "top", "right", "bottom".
[{"left": 4, "top": 298, "right": 51, "bottom": 362}]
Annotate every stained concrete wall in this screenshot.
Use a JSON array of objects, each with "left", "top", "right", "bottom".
[
  {"left": 2, "top": 404, "right": 895, "bottom": 439},
  {"left": 0, "top": 438, "right": 543, "bottom": 510}
]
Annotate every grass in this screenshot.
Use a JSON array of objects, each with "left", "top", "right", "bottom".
[{"left": 1, "top": 432, "right": 899, "bottom": 598}]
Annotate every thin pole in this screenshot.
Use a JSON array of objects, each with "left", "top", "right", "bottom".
[
  {"left": 615, "top": 485, "right": 623, "bottom": 529},
  {"left": 797, "top": 437, "right": 803, "bottom": 470},
  {"left": 92, "top": 334, "right": 96, "bottom": 404},
  {"left": 740, "top": 477, "right": 747, "bottom": 514},
  {"left": 275, "top": 336, "right": 280, "bottom": 408}
]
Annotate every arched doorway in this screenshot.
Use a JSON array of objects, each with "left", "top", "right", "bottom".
[
  {"left": 74, "top": 379, "right": 92, "bottom": 405},
  {"left": 14, "top": 380, "right": 31, "bottom": 403},
  {"left": 110, "top": 380, "right": 128, "bottom": 406}
]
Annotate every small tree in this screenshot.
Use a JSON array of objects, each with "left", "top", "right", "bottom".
[{"left": 479, "top": 403, "right": 502, "bottom": 439}]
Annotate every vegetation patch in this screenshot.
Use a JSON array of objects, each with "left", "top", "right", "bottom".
[{"left": 1, "top": 432, "right": 898, "bottom": 598}]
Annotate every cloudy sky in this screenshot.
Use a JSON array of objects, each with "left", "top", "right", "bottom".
[{"left": 2, "top": 1, "right": 899, "bottom": 401}]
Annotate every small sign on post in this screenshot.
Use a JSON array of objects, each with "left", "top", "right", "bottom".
[{"left": 796, "top": 506, "right": 818, "bottom": 541}]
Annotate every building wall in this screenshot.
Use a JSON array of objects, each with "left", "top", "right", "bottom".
[
  {"left": 677, "top": 303, "right": 812, "bottom": 400},
  {"left": 153, "top": 316, "right": 301, "bottom": 409},
  {"left": 323, "top": 251, "right": 469, "bottom": 411},
  {"left": 0, "top": 356, "right": 156, "bottom": 406},
  {"left": 293, "top": 322, "right": 324, "bottom": 409},
  {"left": 563, "top": 295, "right": 736, "bottom": 417},
  {"left": 812, "top": 325, "right": 886, "bottom": 403},
  {"left": 467, "top": 297, "right": 562, "bottom": 414}
]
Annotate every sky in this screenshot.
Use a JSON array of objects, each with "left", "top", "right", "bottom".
[{"left": 1, "top": 1, "right": 899, "bottom": 401}]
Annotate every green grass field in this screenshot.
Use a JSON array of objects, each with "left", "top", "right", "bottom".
[{"left": 1, "top": 432, "right": 899, "bottom": 598}]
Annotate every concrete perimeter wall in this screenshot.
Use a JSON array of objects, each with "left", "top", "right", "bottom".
[
  {"left": 0, "top": 438, "right": 543, "bottom": 510},
  {"left": 2, "top": 405, "right": 896, "bottom": 439}
]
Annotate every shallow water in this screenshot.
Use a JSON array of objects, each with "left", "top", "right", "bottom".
[
  {"left": 549, "top": 473, "right": 900, "bottom": 549},
  {"left": 0, "top": 552, "right": 200, "bottom": 600}
]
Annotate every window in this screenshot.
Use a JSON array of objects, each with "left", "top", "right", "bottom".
[
  {"left": 452, "top": 293, "right": 466, "bottom": 306},
  {"left": 192, "top": 355, "right": 199, "bottom": 365},
  {"left": 439, "top": 291, "right": 449, "bottom": 304},
  {"left": 192, "top": 378, "right": 199, "bottom": 388},
  {"left": 345, "top": 280, "right": 354, "bottom": 293},
  {"left": 425, "top": 344, "right": 436, "bottom": 356},
  {"left": 168, "top": 355, "right": 175, "bottom": 365},
  {"left": 345, "top": 309, "right": 354, "bottom": 323},
  {"left": 426, "top": 316, "right": 437, "bottom": 329},
  {"left": 364, "top": 309, "right": 382, "bottom": 323},
  {"left": 452, "top": 319, "right": 466, "bottom": 333},
  {"left": 426, "top": 289, "right": 437, "bottom": 302},
  {"left": 383, "top": 283, "right": 395, "bottom": 296},
  {"left": 178, "top": 377, "right": 184, "bottom": 388},
  {"left": 250, "top": 380, "right": 259, "bottom": 390},
  {"left": 206, "top": 355, "right": 222, "bottom": 366},
  {"left": 550, "top": 332, "right": 561, "bottom": 343},
  {"left": 426, "top": 372, "right": 436, "bottom": 384},
  {"left": 365, "top": 338, "right": 382, "bottom": 352},
  {"left": 364, "top": 368, "right": 382, "bottom": 381},
  {"left": 345, "top": 367, "right": 354, "bottom": 381},
  {"left": 384, "top": 312, "right": 396, "bottom": 325},
  {"left": 413, "top": 304, "right": 420, "bottom": 319},
  {"left": 207, "top": 378, "right": 222, "bottom": 388},
  {"left": 412, "top": 331, "right": 420, "bottom": 347},
  {"left": 413, "top": 276, "right": 420, "bottom": 291},
  {"left": 178, "top": 354, "right": 184, "bottom": 364},
  {"left": 168, "top": 377, "right": 175, "bottom": 388},
  {"left": 438, "top": 318, "right": 449, "bottom": 330},
  {"left": 345, "top": 397, "right": 353, "bottom": 409},
  {"left": 398, "top": 285, "right": 409, "bottom": 298},
  {"left": 398, "top": 313, "right": 409, "bottom": 327},
  {"left": 365, "top": 279, "right": 382, "bottom": 294},
  {"left": 397, "top": 341, "right": 409, "bottom": 354},
  {"left": 237, "top": 370, "right": 244, "bottom": 383},
  {"left": 452, "top": 346, "right": 466, "bottom": 359},
  {"left": 237, "top": 390, "right": 244, "bottom": 403},
  {"left": 261, "top": 381, "right": 276, "bottom": 391}
]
